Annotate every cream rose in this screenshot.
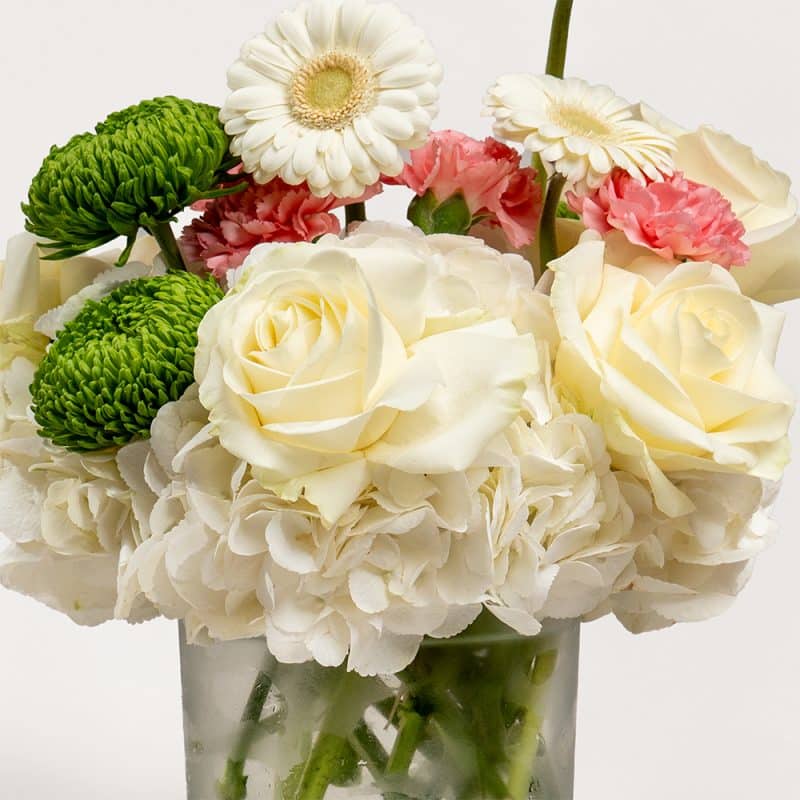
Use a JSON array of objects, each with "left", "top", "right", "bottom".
[
  {"left": 194, "top": 224, "right": 540, "bottom": 524},
  {"left": 644, "top": 119, "right": 800, "bottom": 304},
  {"left": 548, "top": 239, "right": 794, "bottom": 517}
]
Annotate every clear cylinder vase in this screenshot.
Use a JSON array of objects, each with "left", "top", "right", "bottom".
[{"left": 179, "top": 613, "right": 580, "bottom": 800}]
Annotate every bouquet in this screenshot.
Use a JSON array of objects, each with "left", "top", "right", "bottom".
[{"left": 1, "top": 1, "right": 796, "bottom": 798}]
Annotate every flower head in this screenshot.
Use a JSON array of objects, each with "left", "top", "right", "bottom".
[
  {"left": 30, "top": 271, "right": 222, "bottom": 452},
  {"left": 23, "top": 98, "right": 233, "bottom": 263},
  {"left": 221, "top": 0, "right": 442, "bottom": 198},
  {"left": 612, "top": 473, "right": 778, "bottom": 632},
  {"left": 194, "top": 224, "right": 539, "bottom": 526},
  {"left": 568, "top": 169, "right": 750, "bottom": 268},
  {"left": 485, "top": 75, "right": 676, "bottom": 191},
  {"left": 483, "top": 413, "right": 637, "bottom": 635},
  {"left": 0, "top": 358, "right": 153, "bottom": 626},
  {"left": 668, "top": 124, "right": 800, "bottom": 304},
  {"left": 543, "top": 239, "right": 794, "bottom": 518},
  {"left": 180, "top": 175, "right": 380, "bottom": 280},
  {"left": 389, "top": 130, "right": 542, "bottom": 247}
]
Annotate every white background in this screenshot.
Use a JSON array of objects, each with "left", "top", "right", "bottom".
[{"left": 1, "top": 1, "right": 799, "bottom": 797}]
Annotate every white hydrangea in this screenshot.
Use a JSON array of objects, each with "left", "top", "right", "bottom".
[
  {"left": 0, "top": 359, "right": 152, "bottom": 625},
  {"left": 117, "top": 386, "right": 491, "bottom": 673},
  {"left": 115, "top": 387, "right": 269, "bottom": 642},
  {"left": 611, "top": 472, "right": 779, "bottom": 632},
  {"left": 480, "top": 410, "right": 639, "bottom": 636},
  {"left": 120, "top": 370, "right": 647, "bottom": 675},
  {"left": 252, "top": 465, "right": 490, "bottom": 676}
]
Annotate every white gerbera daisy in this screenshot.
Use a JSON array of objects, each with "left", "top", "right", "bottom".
[
  {"left": 221, "top": 0, "right": 442, "bottom": 198},
  {"left": 485, "top": 74, "right": 676, "bottom": 191}
]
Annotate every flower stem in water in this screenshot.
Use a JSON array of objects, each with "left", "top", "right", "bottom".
[
  {"left": 216, "top": 662, "right": 274, "bottom": 800},
  {"left": 506, "top": 650, "right": 559, "bottom": 800},
  {"left": 386, "top": 705, "right": 428, "bottom": 775}
]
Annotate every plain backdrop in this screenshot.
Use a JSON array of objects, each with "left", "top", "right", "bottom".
[{"left": 1, "top": 1, "right": 799, "bottom": 798}]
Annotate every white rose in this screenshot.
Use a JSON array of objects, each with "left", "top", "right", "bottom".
[
  {"left": 548, "top": 239, "right": 794, "bottom": 517},
  {"left": 194, "top": 223, "right": 540, "bottom": 525},
  {"left": 612, "top": 473, "right": 777, "bottom": 632},
  {"left": 659, "top": 122, "right": 800, "bottom": 304}
]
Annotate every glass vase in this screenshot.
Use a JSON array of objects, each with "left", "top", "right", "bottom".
[{"left": 179, "top": 613, "right": 580, "bottom": 800}]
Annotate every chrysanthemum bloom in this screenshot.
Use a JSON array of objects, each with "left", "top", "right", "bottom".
[
  {"left": 388, "top": 130, "right": 542, "bottom": 247},
  {"left": 23, "top": 98, "right": 234, "bottom": 262},
  {"left": 220, "top": 0, "right": 442, "bottom": 198},
  {"left": 568, "top": 169, "right": 751, "bottom": 268},
  {"left": 485, "top": 75, "right": 676, "bottom": 191},
  {"left": 180, "top": 175, "right": 381, "bottom": 280},
  {"left": 30, "top": 271, "right": 223, "bottom": 452}
]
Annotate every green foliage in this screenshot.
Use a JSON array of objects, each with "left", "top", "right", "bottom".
[
  {"left": 556, "top": 200, "right": 580, "bottom": 221},
  {"left": 30, "top": 271, "right": 223, "bottom": 452},
  {"left": 407, "top": 190, "right": 473, "bottom": 236},
  {"left": 23, "top": 97, "right": 235, "bottom": 263}
]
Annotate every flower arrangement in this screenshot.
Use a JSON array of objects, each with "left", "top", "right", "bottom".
[{"left": 1, "top": 1, "right": 797, "bottom": 798}]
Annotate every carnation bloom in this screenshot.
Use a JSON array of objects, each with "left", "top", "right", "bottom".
[
  {"left": 389, "top": 130, "right": 542, "bottom": 247},
  {"left": 485, "top": 75, "right": 675, "bottom": 191},
  {"left": 180, "top": 176, "right": 380, "bottom": 280},
  {"left": 568, "top": 169, "right": 751, "bottom": 268},
  {"left": 220, "top": 0, "right": 442, "bottom": 197}
]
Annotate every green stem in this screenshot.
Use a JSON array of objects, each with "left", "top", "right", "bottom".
[
  {"left": 345, "top": 201, "right": 367, "bottom": 227},
  {"left": 506, "top": 650, "right": 559, "bottom": 800},
  {"left": 538, "top": 0, "right": 575, "bottom": 274},
  {"left": 545, "top": 0, "right": 574, "bottom": 79},
  {"left": 538, "top": 174, "right": 566, "bottom": 273},
  {"left": 149, "top": 219, "right": 187, "bottom": 271},
  {"left": 350, "top": 719, "right": 389, "bottom": 776},
  {"left": 293, "top": 732, "right": 353, "bottom": 800},
  {"left": 291, "top": 669, "right": 362, "bottom": 800},
  {"left": 386, "top": 707, "right": 427, "bottom": 775},
  {"left": 216, "top": 663, "right": 274, "bottom": 800}
]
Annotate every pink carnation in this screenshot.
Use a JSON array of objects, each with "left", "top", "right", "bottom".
[
  {"left": 389, "top": 130, "right": 542, "bottom": 248},
  {"left": 181, "top": 176, "right": 380, "bottom": 279},
  {"left": 568, "top": 170, "right": 750, "bottom": 268}
]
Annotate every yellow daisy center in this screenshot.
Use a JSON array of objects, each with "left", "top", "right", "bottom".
[
  {"left": 289, "top": 51, "right": 376, "bottom": 130},
  {"left": 550, "top": 103, "right": 613, "bottom": 138}
]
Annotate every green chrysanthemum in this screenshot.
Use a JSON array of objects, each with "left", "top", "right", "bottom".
[
  {"left": 30, "top": 271, "right": 223, "bottom": 452},
  {"left": 23, "top": 97, "right": 236, "bottom": 263}
]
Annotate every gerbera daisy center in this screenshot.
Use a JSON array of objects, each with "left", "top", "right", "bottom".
[
  {"left": 550, "top": 103, "right": 613, "bottom": 138},
  {"left": 289, "top": 51, "right": 375, "bottom": 130}
]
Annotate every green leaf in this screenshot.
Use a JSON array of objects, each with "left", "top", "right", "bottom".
[
  {"left": 407, "top": 190, "right": 438, "bottom": 234},
  {"left": 556, "top": 200, "right": 580, "bottom": 221},
  {"left": 431, "top": 193, "right": 473, "bottom": 236}
]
